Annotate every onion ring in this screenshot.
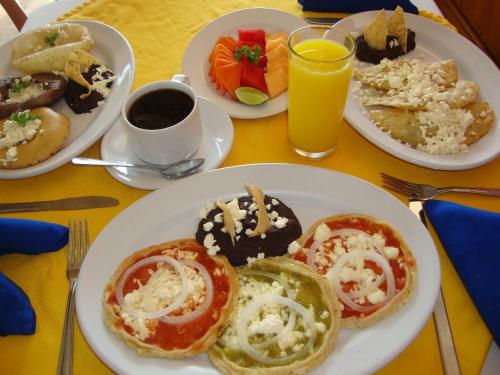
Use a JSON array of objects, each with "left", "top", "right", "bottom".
[
  {"left": 239, "top": 270, "right": 297, "bottom": 350},
  {"left": 306, "top": 228, "right": 383, "bottom": 272},
  {"left": 236, "top": 294, "right": 317, "bottom": 366},
  {"left": 329, "top": 250, "right": 395, "bottom": 313},
  {"left": 160, "top": 259, "right": 214, "bottom": 325},
  {"left": 115, "top": 255, "right": 189, "bottom": 320}
]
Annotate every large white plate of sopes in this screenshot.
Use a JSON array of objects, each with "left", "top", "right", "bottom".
[
  {"left": 182, "top": 8, "right": 307, "bottom": 119},
  {"left": 0, "top": 20, "right": 134, "bottom": 179},
  {"left": 76, "top": 163, "right": 440, "bottom": 375},
  {"left": 339, "top": 10, "right": 500, "bottom": 170}
]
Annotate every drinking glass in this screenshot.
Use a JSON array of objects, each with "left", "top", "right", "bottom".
[{"left": 288, "top": 26, "right": 356, "bottom": 158}]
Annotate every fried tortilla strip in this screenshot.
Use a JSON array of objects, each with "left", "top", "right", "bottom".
[
  {"left": 363, "top": 10, "right": 388, "bottom": 50},
  {"left": 387, "top": 6, "right": 408, "bottom": 52},
  {"left": 463, "top": 101, "right": 495, "bottom": 144},
  {"left": 217, "top": 200, "right": 236, "bottom": 246},
  {"left": 362, "top": 80, "right": 479, "bottom": 110},
  {"left": 245, "top": 184, "right": 272, "bottom": 237},
  {"left": 354, "top": 59, "right": 458, "bottom": 90}
]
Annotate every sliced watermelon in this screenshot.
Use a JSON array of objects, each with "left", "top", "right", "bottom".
[
  {"left": 240, "top": 59, "right": 268, "bottom": 94},
  {"left": 238, "top": 29, "right": 266, "bottom": 45}
]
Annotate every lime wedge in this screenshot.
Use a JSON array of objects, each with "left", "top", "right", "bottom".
[{"left": 235, "top": 87, "right": 269, "bottom": 105}]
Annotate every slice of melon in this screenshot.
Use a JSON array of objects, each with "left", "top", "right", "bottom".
[{"left": 264, "top": 67, "right": 287, "bottom": 99}]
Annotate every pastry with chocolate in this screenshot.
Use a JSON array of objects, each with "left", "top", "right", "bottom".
[
  {"left": 355, "top": 7, "right": 416, "bottom": 64},
  {"left": 195, "top": 185, "right": 302, "bottom": 266},
  {"left": 64, "top": 49, "right": 116, "bottom": 114}
]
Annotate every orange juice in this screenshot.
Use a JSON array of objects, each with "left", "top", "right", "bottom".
[{"left": 288, "top": 37, "right": 353, "bottom": 157}]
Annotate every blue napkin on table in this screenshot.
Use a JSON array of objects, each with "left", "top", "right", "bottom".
[
  {"left": 0, "top": 218, "right": 68, "bottom": 336},
  {"left": 0, "top": 218, "right": 68, "bottom": 255},
  {"left": 424, "top": 200, "right": 500, "bottom": 345},
  {"left": 298, "top": 0, "right": 419, "bottom": 14},
  {"left": 0, "top": 273, "right": 35, "bottom": 335}
]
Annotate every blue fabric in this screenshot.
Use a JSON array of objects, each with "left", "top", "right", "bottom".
[
  {"left": 0, "top": 218, "right": 68, "bottom": 255},
  {"left": 0, "top": 218, "right": 68, "bottom": 335},
  {"left": 298, "top": 0, "right": 418, "bottom": 14},
  {"left": 0, "top": 273, "right": 36, "bottom": 336},
  {"left": 424, "top": 200, "right": 500, "bottom": 345}
]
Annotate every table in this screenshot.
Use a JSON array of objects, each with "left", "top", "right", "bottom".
[{"left": 1, "top": 1, "right": 498, "bottom": 374}]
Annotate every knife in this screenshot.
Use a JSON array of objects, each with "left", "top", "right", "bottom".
[
  {"left": 409, "top": 199, "right": 462, "bottom": 375},
  {"left": 303, "top": 17, "right": 343, "bottom": 25},
  {"left": 0, "top": 196, "right": 119, "bottom": 213}
]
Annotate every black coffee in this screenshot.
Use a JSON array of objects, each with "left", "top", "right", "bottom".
[{"left": 128, "top": 89, "right": 194, "bottom": 130}]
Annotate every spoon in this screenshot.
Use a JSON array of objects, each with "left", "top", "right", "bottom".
[{"left": 72, "top": 157, "right": 205, "bottom": 178}]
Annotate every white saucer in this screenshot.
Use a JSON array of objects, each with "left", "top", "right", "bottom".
[{"left": 101, "top": 96, "right": 234, "bottom": 190}]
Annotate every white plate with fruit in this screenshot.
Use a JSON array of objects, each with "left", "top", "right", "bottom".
[{"left": 182, "top": 8, "right": 307, "bottom": 119}]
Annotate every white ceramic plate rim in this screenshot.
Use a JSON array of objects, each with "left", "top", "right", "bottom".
[
  {"left": 101, "top": 96, "right": 234, "bottom": 190},
  {"left": 339, "top": 11, "right": 500, "bottom": 170},
  {"left": 182, "top": 8, "right": 307, "bottom": 119},
  {"left": 76, "top": 163, "right": 440, "bottom": 375},
  {"left": 0, "top": 20, "right": 135, "bottom": 179}
]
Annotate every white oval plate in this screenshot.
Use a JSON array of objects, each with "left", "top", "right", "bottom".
[
  {"left": 101, "top": 96, "right": 234, "bottom": 190},
  {"left": 0, "top": 20, "right": 135, "bottom": 179},
  {"left": 76, "top": 163, "right": 439, "bottom": 375},
  {"left": 338, "top": 11, "right": 500, "bottom": 170},
  {"left": 182, "top": 8, "right": 307, "bottom": 119}
]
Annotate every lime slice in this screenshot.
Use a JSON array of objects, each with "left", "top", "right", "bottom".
[{"left": 235, "top": 87, "right": 269, "bottom": 105}]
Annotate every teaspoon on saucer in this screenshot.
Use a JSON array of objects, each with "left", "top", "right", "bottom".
[{"left": 72, "top": 157, "right": 205, "bottom": 179}]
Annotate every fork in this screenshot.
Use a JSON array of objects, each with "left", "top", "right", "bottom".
[
  {"left": 381, "top": 173, "right": 500, "bottom": 200},
  {"left": 57, "top": 219, "right": 89, "bottom": 375}
]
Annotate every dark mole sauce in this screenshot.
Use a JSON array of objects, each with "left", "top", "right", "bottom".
[
  {"left": 355, "top": 30, "right": 416, "bottom": 64},
  {"left": 196, "top": 196, "right": 302, "bottom": 266}
]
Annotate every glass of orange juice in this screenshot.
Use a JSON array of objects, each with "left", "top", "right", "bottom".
[{"left": 288, "top": 26, "right": 356, "bottom": 158}]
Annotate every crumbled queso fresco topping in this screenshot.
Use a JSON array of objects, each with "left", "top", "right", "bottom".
[
  {"left": 0, "top": 111, "right": 41, "bottom": 165},
  {"left": 218, "top": 274, "right": 326, "bottom": 355},
  {"left": 304, "top": 223, "right": 402, "bottom": 305},
  {"left": 353, "top": 58, "right": 477, "bottom": 154},
  {"left": 6, "top": 76, "right": 45, "bottom": 104},
  {"left": 118, "top": 257, "right": 207, "bottom": 340}
]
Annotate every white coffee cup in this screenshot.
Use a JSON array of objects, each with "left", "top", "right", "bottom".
[{"left": 122, "top": 74, "right": 203, "bottom": 165}]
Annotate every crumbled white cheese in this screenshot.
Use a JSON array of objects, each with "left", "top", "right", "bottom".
[
  {"left": 367, "top": 289, "right": 386, "bottom": 304},
  {"left": 287, "top": 241, "right": 301, "bottom": 255},
  {"left": 203, "top": 233, "right": 220, "bottom": 256},
  {"left": 383, "top": 246, "right": 399, "bottom": 259},
  {"left": 203, "top": 222, "right": 214, "bottom": 231}
]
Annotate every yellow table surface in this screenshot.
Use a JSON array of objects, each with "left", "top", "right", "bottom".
[{"left": 0, "top": 0, "right": 498, "bottom": 374}]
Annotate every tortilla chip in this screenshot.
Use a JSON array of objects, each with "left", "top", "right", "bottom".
[
  {"left": 244, "top": 184, "right": 271, "bottom": 237},
  {"left": 363, "top": 10, "right": 388, "bottom": 50},
  {"left": 388, "top": 6, "right": 408, "bottom": 52},
  {"left": 64, "top": 49, "right": 112, "bottom": 99}
]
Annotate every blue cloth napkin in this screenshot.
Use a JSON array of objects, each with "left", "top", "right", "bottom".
[
  {"left": 298, "top": 0, "right": 418, "bottom": 14},
  {"left": 0, "top": 218, "right": 68, "bottom": 335},
  {"left": 0, "top": 273, "right": 35, "bottom": 336},
  {"left": 0, "top": 218, "right": 68, "bottom": 255},
  {"left": 424, "top": 200, "right": 500, "bottom": 344}
]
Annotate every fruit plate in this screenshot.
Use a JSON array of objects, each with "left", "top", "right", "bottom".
[
  {"left": 76, "top": 163, "right": 439, "bottom": 375},
  {"left": 338, "top": 11, "right": 500, "bottom": 170},
  {"left": 182, "top": 8, "right": 307, "bottom": 119},
  {"left": 0, "top": 20, "right": 135, "bottom": 179}
]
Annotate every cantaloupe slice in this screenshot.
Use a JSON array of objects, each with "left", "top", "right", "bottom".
[
  {"left": 267, "top": 60, "right": 287, "bottom": 74},
  {"left": 264, "top": 67, "right": 287, "bottom": 98},
  {"left": 266, "top": 37, "right": 287, "bottom": 53},
  {"left": 266, "top": 44, "right": 288, "bottom": 64},
  {"left": 265, "top": 32, "right": 288, "bottom": 43}
]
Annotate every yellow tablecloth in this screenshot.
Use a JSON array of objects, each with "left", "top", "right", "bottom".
[{"left": 0, "top": 1, "right": 498, "bottom": 374}]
